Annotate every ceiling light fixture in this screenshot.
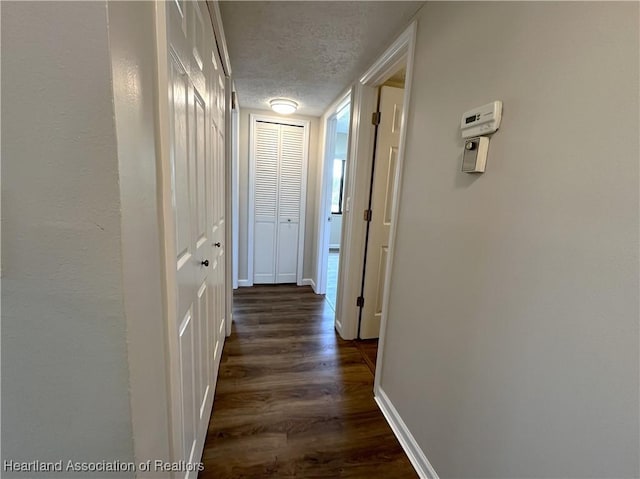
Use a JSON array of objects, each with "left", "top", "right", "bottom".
[{"left": 269, "top": 98, "right": 298, "bottom": 115}]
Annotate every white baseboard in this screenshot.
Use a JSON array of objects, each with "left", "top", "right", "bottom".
[
  {"left": 375, "top": 387, "right": 439, "bottom": 479},
  {"left": 237, "top": 279, "right": 252, "bottom": 287},
  {"left": 301, "top": 278, "right": 317, "bottom": 292}
]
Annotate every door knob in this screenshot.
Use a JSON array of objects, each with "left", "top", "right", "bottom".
[
  {"left": 201, "top": 259, "right": 210, "bottom": 267},
  {"left": 214, "top": 242, "right": 221, "bottom": 247}
]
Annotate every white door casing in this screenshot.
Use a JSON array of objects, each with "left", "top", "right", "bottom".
[
  {"left": 248, "top": 116, "right": 309, "bottom": 285},
  {"left": 161, "top": 1, "right": 226, "bottom": 476},
  {"left": 360, "top": 86, "right": 404, "bottom": 339}
]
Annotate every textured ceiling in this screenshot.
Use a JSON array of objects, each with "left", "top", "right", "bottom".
[{"left": 220, "top": 1, "right": 424, "bottom": 116}]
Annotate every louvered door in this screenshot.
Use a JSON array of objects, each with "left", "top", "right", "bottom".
[
  {"left": 253, "top": 122, "right": 279, "bottom": 283},
  {"left": 251, "top": 119, "right": 308, "bottom": 284},
  {"left": 276, "top": 125, "right": 305, "bottom": 282}
]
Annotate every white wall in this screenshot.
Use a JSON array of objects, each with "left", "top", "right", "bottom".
[
  {"left": 108, "top": 1, "right": 172, "bottom": 472},
  {"left": 329, "top": 214, "right": 342, "bottom": 249},
  {"left": 237, "top": 108, "right": 320, "bottom": 284},
  {"left": 2, "top": 2, "right": 135, "bottom": 474},
  {"left": 2, "top": 2, "right": 173, "bottom": 475},
  {"left": 379, "top": 3, "right": 639, "bottom": 478}
]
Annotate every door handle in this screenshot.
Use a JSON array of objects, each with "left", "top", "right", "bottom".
[
  {"left": 201, "top": 259, "right": 210, "bottom": 267},
  {"left": 214, "top": 242, "right": 221, "bottom": 247}
]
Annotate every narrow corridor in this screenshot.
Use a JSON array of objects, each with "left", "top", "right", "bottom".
[{"left": 200, "top": 285, "right": 417, "bottom": 478}]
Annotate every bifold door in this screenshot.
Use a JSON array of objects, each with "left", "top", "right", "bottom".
[
  {"left": 252, "top": 119, "right": 307, "bottom": 284},
  {"left": 165, "top": 1, "right": 226, "bottom": 476}
]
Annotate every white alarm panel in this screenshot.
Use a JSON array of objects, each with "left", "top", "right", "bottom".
[{"left": 460, "top": 101, "right": 502, "bottom": 139}]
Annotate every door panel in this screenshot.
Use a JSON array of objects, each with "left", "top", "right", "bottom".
[
  {"left": 375, "top": 246, "right": 389, "bottom": 315},
  {"left": 277, "top": 222, "right": 299, "bottom": 283},
  {"left": 178, "top": 310, "right": 196, "bottom": 464},
  {"left": 360, "top": 86, "right": 404, "bottom": 339},
  {"left": 196, "top": 280, "right": 210, "bottom": 420},
  {"left": 253, "top": 121, "right": 280, "bottom": 283},
  {"left": 171, "top": 56, "right": 191, "bottom": 262},
  {"left": 194, "top": 92, "right": 207, "bottom": 247},
  {"left": 276, "top": 125, "right": 304, "bottom": 283},
  {"left": 254, "top": 222, "right": 276, "bottom": 283},
  {"left": 278, "top": 125, "right": 304, "bottom": 223},
  {"left": 384, "top": 147, "right": 398, "bottom": 224}
]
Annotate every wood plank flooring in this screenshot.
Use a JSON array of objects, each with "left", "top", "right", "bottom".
[
  {"left": 354, "top": 340, "right": 378, "bottom": 375},
  {"left": 200, "top": 285, "right": 417, "bottom": 478}
]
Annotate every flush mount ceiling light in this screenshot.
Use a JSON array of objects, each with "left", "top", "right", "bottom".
[{"left": 269, "top": 98, "right": 298, "bottom": 115}]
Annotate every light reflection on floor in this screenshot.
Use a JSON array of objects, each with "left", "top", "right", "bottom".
[{"left": 325, "top": 250, "right": 339, "bottom": 310}]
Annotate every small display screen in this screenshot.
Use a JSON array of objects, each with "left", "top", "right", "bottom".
[{"left": 465, "top": 115, "right": 477, "bottom": 124}]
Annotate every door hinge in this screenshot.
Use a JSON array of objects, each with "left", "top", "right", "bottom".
[
  {"left": 363, "top": 209, "right": 372, "bottom": 222},
  {"left": 231, "top": 91, "right": 237, "bottom": 110},
  {"left": 356, "top": 296, "right": 365, "bottom": 307},
  {"left": 371, "top": 111, "right": 381, "bottom": 126}
]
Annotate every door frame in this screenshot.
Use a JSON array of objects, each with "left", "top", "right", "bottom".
[
  {"left": 336, "top": 20, "right": 417, "bottom": 387},
  {"left": 154, "top": 1, "right": 184, "bottom": 465},
  {"left": 247, "top": 114, "right": 310, "bottom": 286},
  {"left": 231, "top": 95, "right": 239, "bottom": 293},
  {"left": 315, "top": 90, "right": 352, "bottom": 295},
  {"left": 207, "top": 0, "right": 234, "bottom": 338}
]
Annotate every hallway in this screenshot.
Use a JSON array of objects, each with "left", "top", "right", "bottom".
[{"left": 200, "top": 285, "right": 417, "bottom": 478}]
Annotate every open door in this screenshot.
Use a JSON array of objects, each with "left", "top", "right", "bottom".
[{"left": 359, "top": 85, "right": 404, "bottom": 339}]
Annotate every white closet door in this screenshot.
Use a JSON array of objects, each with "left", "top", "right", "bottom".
[
  {"left": 164, "top": 1, "right": 225, "bottom": 474},
  {"left": 276, "top": 125, "right": 304, "bottom": 283},
  {"left": 253, "top": 121, "right": 280, "bottom": 283},
  {"left": 251, "top": 118, "right": 307, "bottom": 285}
]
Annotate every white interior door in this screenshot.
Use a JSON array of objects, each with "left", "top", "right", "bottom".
[
  {"left": 251, "top": 119, "right": 307, "bottom": 285},
  {"left": 166, "top": 1, "right": 225, "bottom": 475},
  {"left": 360, "top": 86, "right": 404, "bottom": 339}
]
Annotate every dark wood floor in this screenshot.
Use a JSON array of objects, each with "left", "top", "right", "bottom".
[
  {"left": 200, "top": 285, "right": 417, "bottom": 478},
  {"left": 354, "top": 339, "right": 379, "bottom": 375}
]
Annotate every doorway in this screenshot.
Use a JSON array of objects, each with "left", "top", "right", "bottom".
[
  {"left": 248, "top": 115, "right": 310, "bottom": 285},
  {"left": 323, "top": 101, "right": 351, "bottom": 309},
  {"left": 358, "top": 69, "right": 405, "bottom": 338},
  {"left": 354, "top": 65, "right": 406, "bottom": 372}
]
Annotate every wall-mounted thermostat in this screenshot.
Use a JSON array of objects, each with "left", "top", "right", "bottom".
[
  {"left": 462, "top": 136, "right": 489, "bottom": 173},
  {"left": 460, "top": 101, "right": 502, "bottom": 139}
]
